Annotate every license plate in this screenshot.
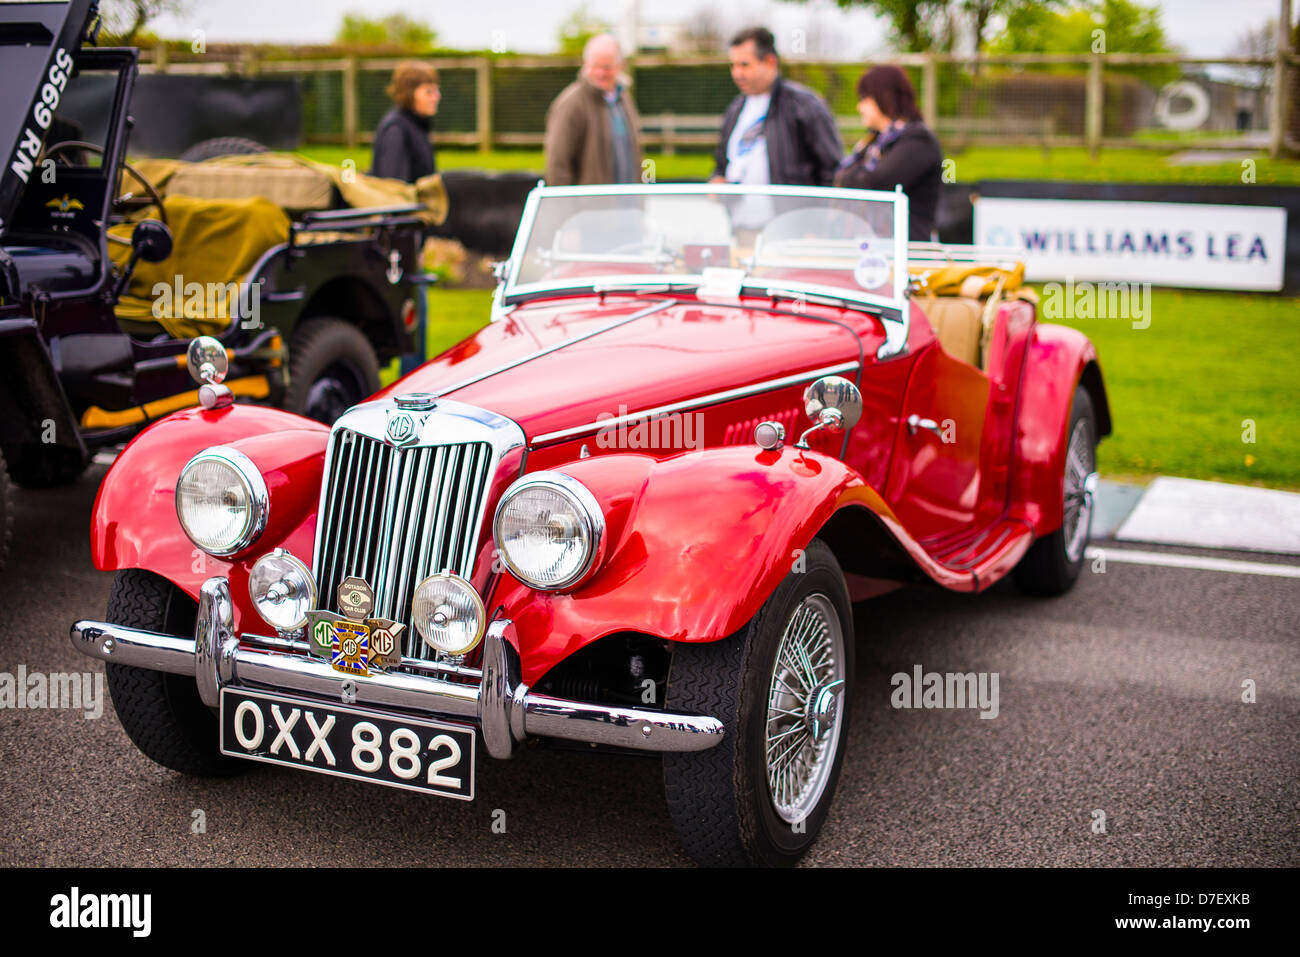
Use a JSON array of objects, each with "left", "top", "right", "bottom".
[{"left": 219, "top": 688, "right": 475, "bottom": 800}]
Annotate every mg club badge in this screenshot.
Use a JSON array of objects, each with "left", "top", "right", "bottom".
[
  {"left": 337, "top": 577, "right": 374, "bottom": 619},
  {"left": 366, "top": 618, "right": 406, "bottom": 670},
  {"left": 305, "top": 610, "right": 343, "bottom": 658},
  {"left": 331, "top": 619, "right": 371, "bottom": 676}
]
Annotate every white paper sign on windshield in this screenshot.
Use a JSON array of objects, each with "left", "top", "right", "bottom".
[{"left": 699, "top": 267, "right": 746, "bottom": 302}]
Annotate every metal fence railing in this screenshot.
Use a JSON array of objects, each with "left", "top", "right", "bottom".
[{"left": 138, "top": 48, "right": 1298, "bottom": 157}]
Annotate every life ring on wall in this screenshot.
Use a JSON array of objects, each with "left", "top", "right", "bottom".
[{"left": 1155, "top": 80, "right": 1211, "bottom": 130}]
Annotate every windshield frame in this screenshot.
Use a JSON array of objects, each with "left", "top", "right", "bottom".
[{"left": 501, "top": 183, "right": 910, "bottom": 328}]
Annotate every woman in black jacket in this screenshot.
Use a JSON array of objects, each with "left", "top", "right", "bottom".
[
  {"left": 370, "top": 61, "right": 440, "bottom": 183},
  {"left": 833, "top": 65, "right": 943, "bottom": 241}
]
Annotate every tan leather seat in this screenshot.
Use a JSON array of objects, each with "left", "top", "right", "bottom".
[{"left": 914, "top": 296, "right": 982, "bottom": 368}]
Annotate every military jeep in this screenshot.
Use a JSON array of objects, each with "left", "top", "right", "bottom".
[{"left": 0, "top": 0, "right": 438, "bottom": 568}]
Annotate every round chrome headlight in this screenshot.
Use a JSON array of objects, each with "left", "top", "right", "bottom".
[
  {"left": 411, "top": 573, "right": 485, "bottom": 656},
  {"left": 175, "top": 447, "right": 268, "bottom": 557},
  {"left": 493, "top": 472, "right": 604, "bottom": 591},
  {"left": 249, "top": 549, "right": 316, "bottom": 632}
]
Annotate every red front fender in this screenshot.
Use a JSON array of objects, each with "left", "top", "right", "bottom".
[
  {"left": 1010, "top": 323, "right": 1111, "bottom": 535},
  {"left": 490, "top": 446, "right": 905, "bottom": 688},
  {"left": 92, "top": 404, "right": 329, "bottom": 630}
]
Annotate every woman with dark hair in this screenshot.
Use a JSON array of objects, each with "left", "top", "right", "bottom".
[
  {"left": 370, "top": 61, "right": 440, "bottom": 183},
  {"left": 833, "top": 65, "right": 943, "bottom": 241}
]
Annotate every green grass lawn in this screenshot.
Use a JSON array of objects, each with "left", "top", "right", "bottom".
[
  {"left": 398, "top": 287, "right": 1299, "bottom": 490},
  {"left": 1042, "top": 288, "right": 1300, "bottom": 489},
  {"left": 946, "top": 146, "right": 1294, "bottom": 185},
  {"left": 422, "top": 287, "right": 495, "bottom": 354},
  {"left": 297, "top": 143, "right": 1300, "bottom": 185}
]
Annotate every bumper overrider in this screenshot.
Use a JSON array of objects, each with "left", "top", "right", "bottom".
[{"left": 69, "top": 577, "right": 725, "bottom": 759}]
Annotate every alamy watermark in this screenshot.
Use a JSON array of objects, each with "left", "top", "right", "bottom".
[
  {"left": 1041, "top": 276, "right": 1151, "bottom": 329},
  {"left": 0, "top": 666, "right": 103, "bottom": 718},
  {"left": 152, "top": 276, "right": 262, "bottom": 329},
  {"left": 595, "top": 406, "right": 704, "bottom": 451},
  {"left": 50, "top": 887, "right": 151, "bottom": 937},
  {"left": 890, "top": 664, "right": 999, "bottom": 719}
]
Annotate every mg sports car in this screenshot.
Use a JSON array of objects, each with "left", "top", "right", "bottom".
[{"left": 70, "top": 183, "right": 1110, "bottom": 867}]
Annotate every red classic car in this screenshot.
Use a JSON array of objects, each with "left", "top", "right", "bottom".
[{"left": 70, "top": 184, "right": 1109, "bottom": 867}]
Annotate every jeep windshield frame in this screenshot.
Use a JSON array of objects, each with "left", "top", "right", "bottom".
[{"left": 0, "top": 0, "right": 100, "bottom": 235}]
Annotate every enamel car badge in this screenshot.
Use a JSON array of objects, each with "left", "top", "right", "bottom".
[
  {"left": 337, "top": 577, "right": 374, "bottom": 619},
  {"left": 305, "top": 610, "right": 343, "bottom": 658},
  {"left": 366, "top": 618, "right": 406, "bottom": 670},
  {"left": 331, "top": 619, "right": 371, "bottom": 676}
]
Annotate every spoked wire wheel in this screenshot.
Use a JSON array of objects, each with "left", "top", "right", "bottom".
[
  {"left": 765, "top": 593, "right": 846, "bottom": 825},
  {"left": 1061, "top": 415, "right": 1097, "bottom": 564},
  {"left": 663, "top": 539, "right": 854, "bottom": 866}
]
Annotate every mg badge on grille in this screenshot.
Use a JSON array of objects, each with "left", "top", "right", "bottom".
[
  {"left": 367, "top": 618, "right": 406, "bottom": 669},
  {"left": 331, "top": 620, "right": 371, "bottom": 676},
  {"left": 385, "top": 411, "right": 418, "bottom": 446},
  {"left": 338, "top": 577, "right": 374, "bottom": 619}
]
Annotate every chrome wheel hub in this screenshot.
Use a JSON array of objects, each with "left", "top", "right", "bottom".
[
  {"left": 804, "top": 678, "right": 844, "bottom": 741},
  {"left": 765, "top": 593, "right": 846, "bottom": 824}
]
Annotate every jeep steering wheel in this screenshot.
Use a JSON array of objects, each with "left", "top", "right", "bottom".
[{"left": 42, "top": 140, "right": 168, "bottom": 245}]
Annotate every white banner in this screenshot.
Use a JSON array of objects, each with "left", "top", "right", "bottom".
[{"left": 973, "top": 197, "right": 1286, "bottom": 291}]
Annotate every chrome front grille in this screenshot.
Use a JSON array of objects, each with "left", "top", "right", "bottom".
[{"left": 313, "top": 429, "right": 495, "bottom": 661}]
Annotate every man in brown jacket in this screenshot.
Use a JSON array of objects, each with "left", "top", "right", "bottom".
[{"left": 544, "top": 34, "right": 642, "bottom": 186}]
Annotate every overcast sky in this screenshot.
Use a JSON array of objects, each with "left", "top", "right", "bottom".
[{"left": 150, "top": 0, "right": 1286, "bottom": 57}]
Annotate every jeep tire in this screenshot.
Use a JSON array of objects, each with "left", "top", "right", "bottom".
[
  {"left": 4, "top": 443, "right": 89, "bottom": 489},
  {"left": 0, "top": 450, "right": 12, "bottom": 570},
  {"left": 177, "top": 137, "right": 270, "bottom": 162},
  {"left": 282, "top": 317, "right": 381, "bottom": 425}
]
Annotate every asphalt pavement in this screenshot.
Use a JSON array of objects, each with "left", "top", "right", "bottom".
[{"left": 1, "top": 462, "right": 1296, "bottom": 867}]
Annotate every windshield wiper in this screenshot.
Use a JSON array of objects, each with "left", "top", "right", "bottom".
[
  {"left": 591, "top": 280, "right": 701, "bottom": 295},
  {"left": 756, "top": 286, "right": 888, "bottom": 313}
]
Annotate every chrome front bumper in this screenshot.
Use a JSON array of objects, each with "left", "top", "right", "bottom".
[{"left": 69, "top": 577, "right": 725, "bottom": 759}]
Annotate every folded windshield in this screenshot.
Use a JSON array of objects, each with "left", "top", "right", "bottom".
[{"left": 504, "top": 184, "right": 909, "bottom": 313}]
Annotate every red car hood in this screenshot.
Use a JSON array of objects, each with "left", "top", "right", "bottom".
[{"left": 377, "top": 295, "right": 874, "bottom": 443}]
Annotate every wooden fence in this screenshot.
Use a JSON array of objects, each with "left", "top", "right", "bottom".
[{"left": 139, "top": 46, "right": 1299, "bottom": 157}]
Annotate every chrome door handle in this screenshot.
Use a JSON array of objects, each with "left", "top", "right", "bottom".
[{"left": 906, "top": 414, "right": 943, "bottom": 437}]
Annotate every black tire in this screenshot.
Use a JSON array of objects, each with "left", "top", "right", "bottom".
[
  {"left": 4, "top": 443, "right": 89, "bottom": 489},
  {"left": 282, "top": 318, "right": 381, "bottom": 424},
  {"left": 663, "top": 538, "right": 854, "bottom": 867},
  {"left": 178, "top": 136, "right": 270, "bottom": 163},
  {"left": 103, "top": 569, "right": 246, "bottom": 777},
  {"left": 1014, "top": 386, "right": 1098, "bottom": 596},
  {"left": 0, "top": 450, "right": 12, "bottom": 571}
]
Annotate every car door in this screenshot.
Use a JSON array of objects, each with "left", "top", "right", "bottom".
[{"left": 882, "top": 338, "right": 991, "bottom": 545}]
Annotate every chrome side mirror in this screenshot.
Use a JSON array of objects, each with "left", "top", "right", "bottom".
[
  {"left": 187, "top": 336, "right": 228, "bottom": 385},
  {"left": 187, "top": 336, "right": 234, "bottom": 410},
  {"left": 795, "top": 375, "right": 862, "bottom": 449}
]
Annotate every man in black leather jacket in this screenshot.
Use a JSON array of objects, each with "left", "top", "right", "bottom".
[{"left": 710, "top": 27, "right": 843, "bottom": 188}]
